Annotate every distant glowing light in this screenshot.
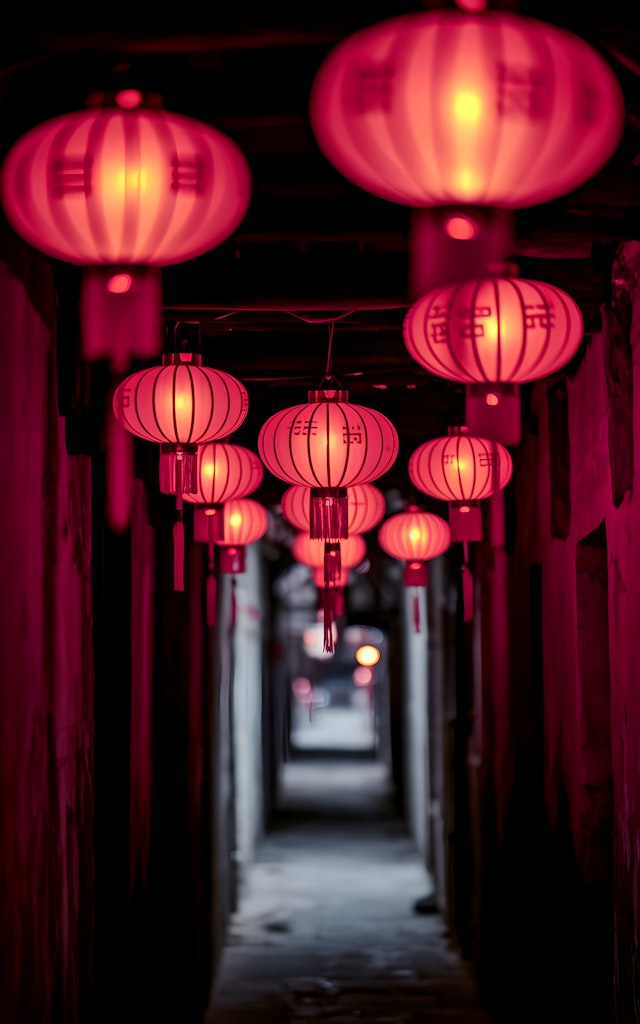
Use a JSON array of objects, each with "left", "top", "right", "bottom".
[
  {"left": 485, "top": 392, "right": 500, "bottom": 406},
  {"left": 459, "top": 504, "right": 471, "bottom": 514},
  {"left": 353, "top": 666, "right": 374, "bottom": 686},
  {"left": 356, "top": 644, "right": 380, "bottom": 667}
]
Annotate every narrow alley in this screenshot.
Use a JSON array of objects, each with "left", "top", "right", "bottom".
[{"left": 210, "top": 754, "right": 495, "bottom": 1024}]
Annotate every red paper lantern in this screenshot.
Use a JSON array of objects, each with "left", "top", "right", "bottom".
[
  {"left": 194, "top": 497, "right": 269, "bottom": 626},
  {"left": 292, "top": 531, "right": 367, "bottom": 652},
  {"left": 408, "top": 426, "right": 513, "bottom": 542},
  {"left": 309, "top": 8, "right": 624, "bottom": 211},
  {"left": 403, "top": 274, "right": 584, "bottom": 444},
  {"left": 163, "top": 439, "right": 263, "bottom": 506},
  {"left": 112, "top": 352, "right": 249, "bottom": 589},
  {"left": 292, "top": 531, "right": 367, "bottom": 580},
  {"left": 190, "top": 471, "right": 265, "bottom": 627},
  {"left": 378, "top": 506, "right": 450, "bottom": 631},
  {"left": 281, "top": 482, "right": 386, "bottom": 537},
  {"left": 0, "top": 88, "right": 251, "bottom": 370},
  {"left": 259, "top": 389, "right": 398, "bottom": 542}
]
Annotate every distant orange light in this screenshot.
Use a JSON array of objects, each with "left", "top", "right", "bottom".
[
  {"left": 485, "top": 392, "right": 500, "bottom": 407},
  {"left": 355, "top": 644, "right": 380, "bottom": 667}
]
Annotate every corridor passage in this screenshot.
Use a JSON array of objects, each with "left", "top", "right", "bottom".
[{"left": 208, "top": 754, "right": 495, "bottom": 1023}]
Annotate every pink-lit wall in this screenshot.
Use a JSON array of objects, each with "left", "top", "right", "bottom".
[
  {"left": 0, "top": 232, "right": 94, "bottom": 1022},
  {"left": 470, "top": 241, "right": 640, "bottom": 1021}
]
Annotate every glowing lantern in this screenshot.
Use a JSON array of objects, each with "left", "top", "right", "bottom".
[
  {"left": 281, "top": 482, "right": 386, "bottom": 538},
  {"left": 112, "top": 353, "right": 249, "bottom": 589},
  {"left": 292, "top": 532, "right": 367, "bottom": 652},
  {"left": 194, "top": 497, "right": 269, "bottom": 626},
  {"left": 259, "top": 389, "right": 398, "bottom": 542},
  {"left": 408, "top": 426, "right": 513, "bottom": 542},
  {"left": 0, "top": 88, "right": 251, "bottom": 370},
  {"left": 309, "top": 8, "right": 624, "bottom": 295},
  {"left": 403, "top": 275, "right": 584, "bottom": 444},
  {"left": 378, "top": 506, "right": 450, "bottom": 632},
  {"left": 182, "top": 444, "right": 264, "bottom": 624},
  {"left": 309, "top": 9, "right": 624, "bottom": 211},
  {"left": 164, "top": 439, "right": 263, "bottom": 509}
]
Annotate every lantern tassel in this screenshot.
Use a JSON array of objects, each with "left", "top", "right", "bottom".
[
  {"left": 173, "top": 454, "right": 185, "bottom": 591},
  {"left": 231, "top": 579, "right": 237, "bottom": 629},
  {"left": 173, "top": 519, "right": 184, "bottom": 591},
  {"left": 322, "top": 587, "right": 335, "bottom": 654},
  {"left": 462, "top": 542, "right": 474, "bottom": 622},
  {"left": 105, "top": 408, "right": 133, "bottom": 534},
  {"left": 310, "top": 487, "right": 348, "bottom": 541},
  {"left": 413, "top": 589, "right": 421, "bottom": 633},
  {"left": 206, "top": 543, "right": 216, "bottom": 626},
  {"left": 324, "top": 542, "right": 341, "bottom": 585}
]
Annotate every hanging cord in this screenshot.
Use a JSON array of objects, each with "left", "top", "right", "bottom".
[{"left": 318, "top": 319, "right": 342, "bottom": 390}]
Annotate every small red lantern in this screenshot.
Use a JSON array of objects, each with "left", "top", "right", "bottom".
[
  {"left": 291, "top": 532, "right": 367, "bottom": 652},
  {"left": 281, "top": 482, "right": 386, "bottom": 538},
  {"left": 378, "top": 506, "right": 450, "bottom": 632},
  {"left": 408, "top": 426, "right": 513, "bottom": 542},
  {"left": 0, "top": 89, "right": 251, "bottom": 370},
  {"left": 259, "top": 389, "right": 398, "bottom": 542},
  {"left": 112, "top": 353, "right": 249, "bottom": 589},
  {"left": 309, "top": 8, "right": 624, "bottom": 211},
  {"left": 403, "top": 274, "right": 584, "bottom": 444},
  {"left": 164, "top": 439, "right": 263, "bottom": 508},
  {"left": 194, "top": 498, "right": 269, "bottom": 626}
]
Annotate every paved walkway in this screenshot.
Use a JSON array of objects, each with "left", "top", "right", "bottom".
[{"left": 208, "top": 755, "right": 495, "bottom": 1023}]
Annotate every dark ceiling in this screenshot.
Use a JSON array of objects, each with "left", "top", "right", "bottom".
[{"left": 2, "top": 2, "right": 640, "bottom": 511}]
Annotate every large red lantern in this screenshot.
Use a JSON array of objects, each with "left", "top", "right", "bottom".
[
  {"left": 291, "top": 532, "right": 367, "bottom": 652},
  {"left": 194, "top": 497, "right": 269, "bottom": 626},
  {"left": 281, "top": 482, "right": 386, "bottom": 538},
  {"left": 309, "top": 9, "right": 625, "bottom": 212},
  {"left": 112, "top": 353, "right": 249, "bottom": 588},
  {"left": 0, "top": 88, "right": 251, "bottom": 370},
  {"left": 259, "top": 389, "right": 398, "bottom": 542},
  {"left": 408, "top": 426, "right": 513, "bottom": 542},
  {"left": 378, "top": 506, "right": 450, "bottom": 632},
  {"left": 403, "top": 274, "right": 584, "bottom": 445}
]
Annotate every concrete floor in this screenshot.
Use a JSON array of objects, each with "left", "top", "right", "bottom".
[{"left": 207, "top": 753, "right": 496, "bottom": 1023}]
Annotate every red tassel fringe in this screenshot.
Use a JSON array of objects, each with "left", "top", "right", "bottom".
[
  {"left": 206, "top": 572, "right": 217, "bottom": 627},
  {"left": 310, "top": 489, "right": 348, "bottom": 541},
  {"left": 173, "top": 519, "right": 184, "bottom": 591},
  {"left": 322, "top": 587, "right": 335, "bottom": 653},
  {"left": 413, "top": 590, "right": 421, "bottom": 633}
]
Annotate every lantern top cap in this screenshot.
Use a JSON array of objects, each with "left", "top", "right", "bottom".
[
  {"left": 447, "top": 425, "right": 469, "bottom": 436},
  {"left": 86, "top": 89, "right": 164, "bottom": 110},
  {"left": 162, "top": 352, "right": 202, "bottom": 366},
  {"left": 307, "top": 388, "right": 350, "bottom": 403}
]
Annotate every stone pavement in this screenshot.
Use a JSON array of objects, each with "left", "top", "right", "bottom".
[{"left": 207, "top": 755, "right": 496, "bottom": 1023}]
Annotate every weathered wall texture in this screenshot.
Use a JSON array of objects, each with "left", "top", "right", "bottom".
[
  {"left": 471, "top": 241, "right": 640, "bottom": 1023},
  {"left": 0, "top": 235, "right": 94, "bottom": 1023}
]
